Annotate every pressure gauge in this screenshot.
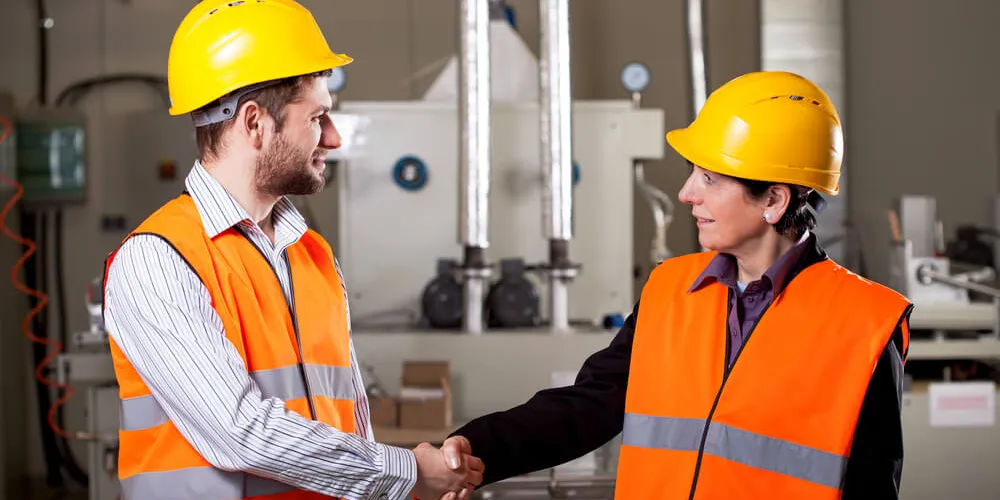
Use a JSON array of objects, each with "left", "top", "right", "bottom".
[
  {"left": 328, "top": 67, "right": 347, "bottom": 94},
  {"left": 621, "top": 62, "right": 651, "bottom": 93}
]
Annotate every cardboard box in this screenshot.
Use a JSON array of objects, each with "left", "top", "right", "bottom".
[
  {"left": 398, "top": 361, "right": 452, "bottom": 430},
  {"left": 369, "top": 396, "right": 399, "bottom": 428}
]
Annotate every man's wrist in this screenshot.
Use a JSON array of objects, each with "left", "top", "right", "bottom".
[{"left": 367, "top": 443, "right": 417, "bottom": 500}]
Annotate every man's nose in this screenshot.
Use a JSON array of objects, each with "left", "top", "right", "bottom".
[{"left": 320, "top": 115, "right": 342, "bottom": 150}]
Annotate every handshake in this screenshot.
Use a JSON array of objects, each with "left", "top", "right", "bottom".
[{"left": 409, "top": 436, "right": 484, "bottom": 500}]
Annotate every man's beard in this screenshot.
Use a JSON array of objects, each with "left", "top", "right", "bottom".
[{"left": 254, "top": 133, "right": 326, "bottom": 197}]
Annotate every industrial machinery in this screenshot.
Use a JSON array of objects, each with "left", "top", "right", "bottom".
[
  {"left": 888, "top": 194, "right": 1000, "bottom": 334},
  {"left": 888, "top": 194, "right": 1000, "bottom": 500},
  {"left": 329, "top": 0, "right": 664, "bottom": 337},
  {"left": 50, "top": 276, "right": 121, "bottom": 500}
]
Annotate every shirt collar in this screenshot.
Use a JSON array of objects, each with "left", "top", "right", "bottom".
[
  {"left": 184, "top": 161, "right": 308, "bottom": 241},
  {"left": 688, "top": 230, "right": 816, "bottom": 295}
]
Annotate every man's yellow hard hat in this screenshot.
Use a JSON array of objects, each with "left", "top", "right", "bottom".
[
  {"left": 666, "top": 71, "right": 843, "bottom": 195},
  {"left": 167, "top": 0, "right": 352, "bottom": 118}
]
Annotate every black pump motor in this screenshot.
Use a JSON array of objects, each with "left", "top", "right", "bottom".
[
  {"left": 485, "top": 258, "right": 540, "bottom": 329},
  {"left": 420, "top": 259, "right": 464, "bottom": 329},
  {"left": 946, "top": 225, "right": 995, "bottom": 269}
]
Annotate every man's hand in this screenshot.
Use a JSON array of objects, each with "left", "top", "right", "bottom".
[
  {"left": 409, "top": 440, "right": 483, "bottom": 500},
  {"left": 439, "top": 436, "right": 480, "bottom": 500}
]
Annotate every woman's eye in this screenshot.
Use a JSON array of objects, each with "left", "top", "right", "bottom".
[{"left": 703, "top": 173, "right": 712, "bottom": 184}]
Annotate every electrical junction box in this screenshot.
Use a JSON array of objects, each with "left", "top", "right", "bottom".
[{"left": 15, "top": 106, "right": 88, "bottom": 206}]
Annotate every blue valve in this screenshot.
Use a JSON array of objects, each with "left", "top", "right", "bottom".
[
  {"left": 392, "top": 155, "right": 428, "bottom": 192},
  {"left": 602, "top": 313, "right": 625, "bottom": 330},
  {"left": 572, "top": 161, "right": 581, "bottom": 187}
]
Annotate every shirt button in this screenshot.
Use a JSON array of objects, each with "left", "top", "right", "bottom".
[{"left": 747, "top": 296, "right": 754, "bottom": 303}]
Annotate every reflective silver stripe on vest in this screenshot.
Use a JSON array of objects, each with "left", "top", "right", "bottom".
[
  {"left": 303, "top": 363, "right": 356, "bottom": 401},
  {"left": 623, "top": 413, "right": 847, "bottom": 489},
  {"left": 120, "top": 394, "right": 170, "bottom": 431},
  {"left": 120, "top": 364, "right": 355, "bottom": 431},
  {"left": 120, "top": 466, "right": 297, "bottom": 500}
]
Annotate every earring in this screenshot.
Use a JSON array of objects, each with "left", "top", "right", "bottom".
[{"left": 764, "top": 213, "right": 772, "bottom": 223}]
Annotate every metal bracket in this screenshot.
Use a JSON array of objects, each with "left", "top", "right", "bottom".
[{"left": 56, "top": 352, "right": 116, "bottom": 385}]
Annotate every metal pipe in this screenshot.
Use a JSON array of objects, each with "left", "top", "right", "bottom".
[
  {"left": 687, "top": 0, "right": 708, "bottom": 254},
  {"left": 918, "top": 265, "right": 1000, "bottom": 299},
  {"left": 953, "top": 267, "right": 996, "bottom": 284},
  {"left": 635, "top": 161, "right": 674, "bottom": 264},
  {"left": 459, "top": 0, "right": 491, "bottom": 249},
  {"left": 540, "top": 0, "right": 573, "bottom": 241},
  {"left": 686, "top": 0, "right": 707, "bottom": 117},
  {"left": 540, "top": 0, "right": 573, "bottom": 332},
  {"left": 459, "top": 0, "right": 491, "bottom": 334}
]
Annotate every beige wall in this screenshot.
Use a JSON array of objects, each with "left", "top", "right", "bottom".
[
  {"left": 0, "top": 0, "right": 760, "bottom": 482},
  {"left": 845, "top": 0, "right": 1000, "bottom": 284}
]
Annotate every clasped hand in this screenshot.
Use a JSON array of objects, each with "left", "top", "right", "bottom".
[{"left": 409, "top": 436, "right": 483, "bottom": 500}]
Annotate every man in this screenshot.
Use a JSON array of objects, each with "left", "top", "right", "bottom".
[
  {"left": 103, "top": 1, "right": 482, "bottom": 498},
  {"left": 441, "top": 71, "right": 911, "bottom": 499}
]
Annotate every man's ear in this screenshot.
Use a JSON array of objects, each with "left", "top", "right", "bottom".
[{"left": 239, "top": 101, "right": 266, "bottom": 150}]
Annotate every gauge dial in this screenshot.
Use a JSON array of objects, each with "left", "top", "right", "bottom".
[
  {"left": 328, "top": 67, "right": 347, "bottom": 93},
  {"left": 621, "top": 62, "right": 651, "bottom": 93}
]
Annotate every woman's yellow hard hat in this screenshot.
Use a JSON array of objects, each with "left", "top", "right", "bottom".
[
  {"left": 666, "top": 71, "right": 844, "bottom": 195},
  {"left": 167, "top": 0, "right": 352, "bottom": 117}
]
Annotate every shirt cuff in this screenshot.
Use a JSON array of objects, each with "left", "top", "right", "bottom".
[{"left": 368, "top": 443, "right": 417, "bottom": 500}]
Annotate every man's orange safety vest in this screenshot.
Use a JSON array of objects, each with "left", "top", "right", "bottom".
[
  {"left": 616, "top": 251, "right": 911, "bottom": 499},
  {"left": 104, "top": 195, "right": 356, "bottom": 499}
]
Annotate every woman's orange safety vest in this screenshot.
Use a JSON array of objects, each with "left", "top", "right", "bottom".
[
  {"left": 104, "top": 195, "right": 356, "bottom": 499},
  {"left": 616, "top": 251, "right": 911, "bottom": 499}
]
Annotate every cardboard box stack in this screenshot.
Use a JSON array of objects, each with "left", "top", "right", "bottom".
[
  {"left": 369, "top": 360, "right": 453, "bottom": 431},
  {"left": 399, "top": 361, "right": 452, "bottom": 430}
]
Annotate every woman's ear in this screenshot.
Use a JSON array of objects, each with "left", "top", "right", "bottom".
[{"left": 766, "top": 184, "right": 792, "bottom": 220}]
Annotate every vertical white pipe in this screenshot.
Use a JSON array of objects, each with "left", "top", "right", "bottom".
[
  {"left": 459, "top": 0, "right": 491, "bottom": 249},
  {"left": 540, "top": 0, "right": 573, "bottom": 333},
  {"left": 540, "top": 0, "right": 573, "bottom": 242},
  {"left": 459, "top": 0, "right": 491, "bottom": 334}
]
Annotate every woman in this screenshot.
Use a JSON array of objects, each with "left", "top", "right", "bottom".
[{"left": 445, "top": 71, "right": 913, "bottom": 500}]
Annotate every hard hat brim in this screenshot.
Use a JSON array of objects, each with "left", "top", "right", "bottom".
[
  {"left": 666, "top": 128, "right": 840, "bottom": 196},
  {"left": 168, "top": 52, "right": 353, "bottom": 116}
]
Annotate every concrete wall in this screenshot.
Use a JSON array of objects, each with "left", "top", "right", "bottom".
[
  {"left": 0, "top": 0, "right": 759, "bottom": 482},
  {"left": 845, "top": 0, "right": 1000, "bottom": 284}
]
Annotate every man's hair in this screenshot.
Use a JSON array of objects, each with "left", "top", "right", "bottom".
[
  {"left": 195, "top": 69, "right": 332, "bottom": 161},
  {"left": 735, "top": 177, "right": 818, "bottom": 238}
]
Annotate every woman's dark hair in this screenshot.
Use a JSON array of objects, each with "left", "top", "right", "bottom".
[{"left": 734, "top": 178, "right": 818, "bottom": 237}]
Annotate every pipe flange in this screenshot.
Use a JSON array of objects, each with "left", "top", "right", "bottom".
[
  {"left": 916, "top": 263, "right": 937, "bottom": 286},
  {"left": 549, "top": 267, "right": 580, "bottom": 280},
  {"left": 392, "top": 155, "right": 429, "bottom": 192},
  {"left": 528, "top": 263, "right": 581, "bottom": 280},
  {"left": 461, "top": 266, "right": 493, "bottom": 280}
]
